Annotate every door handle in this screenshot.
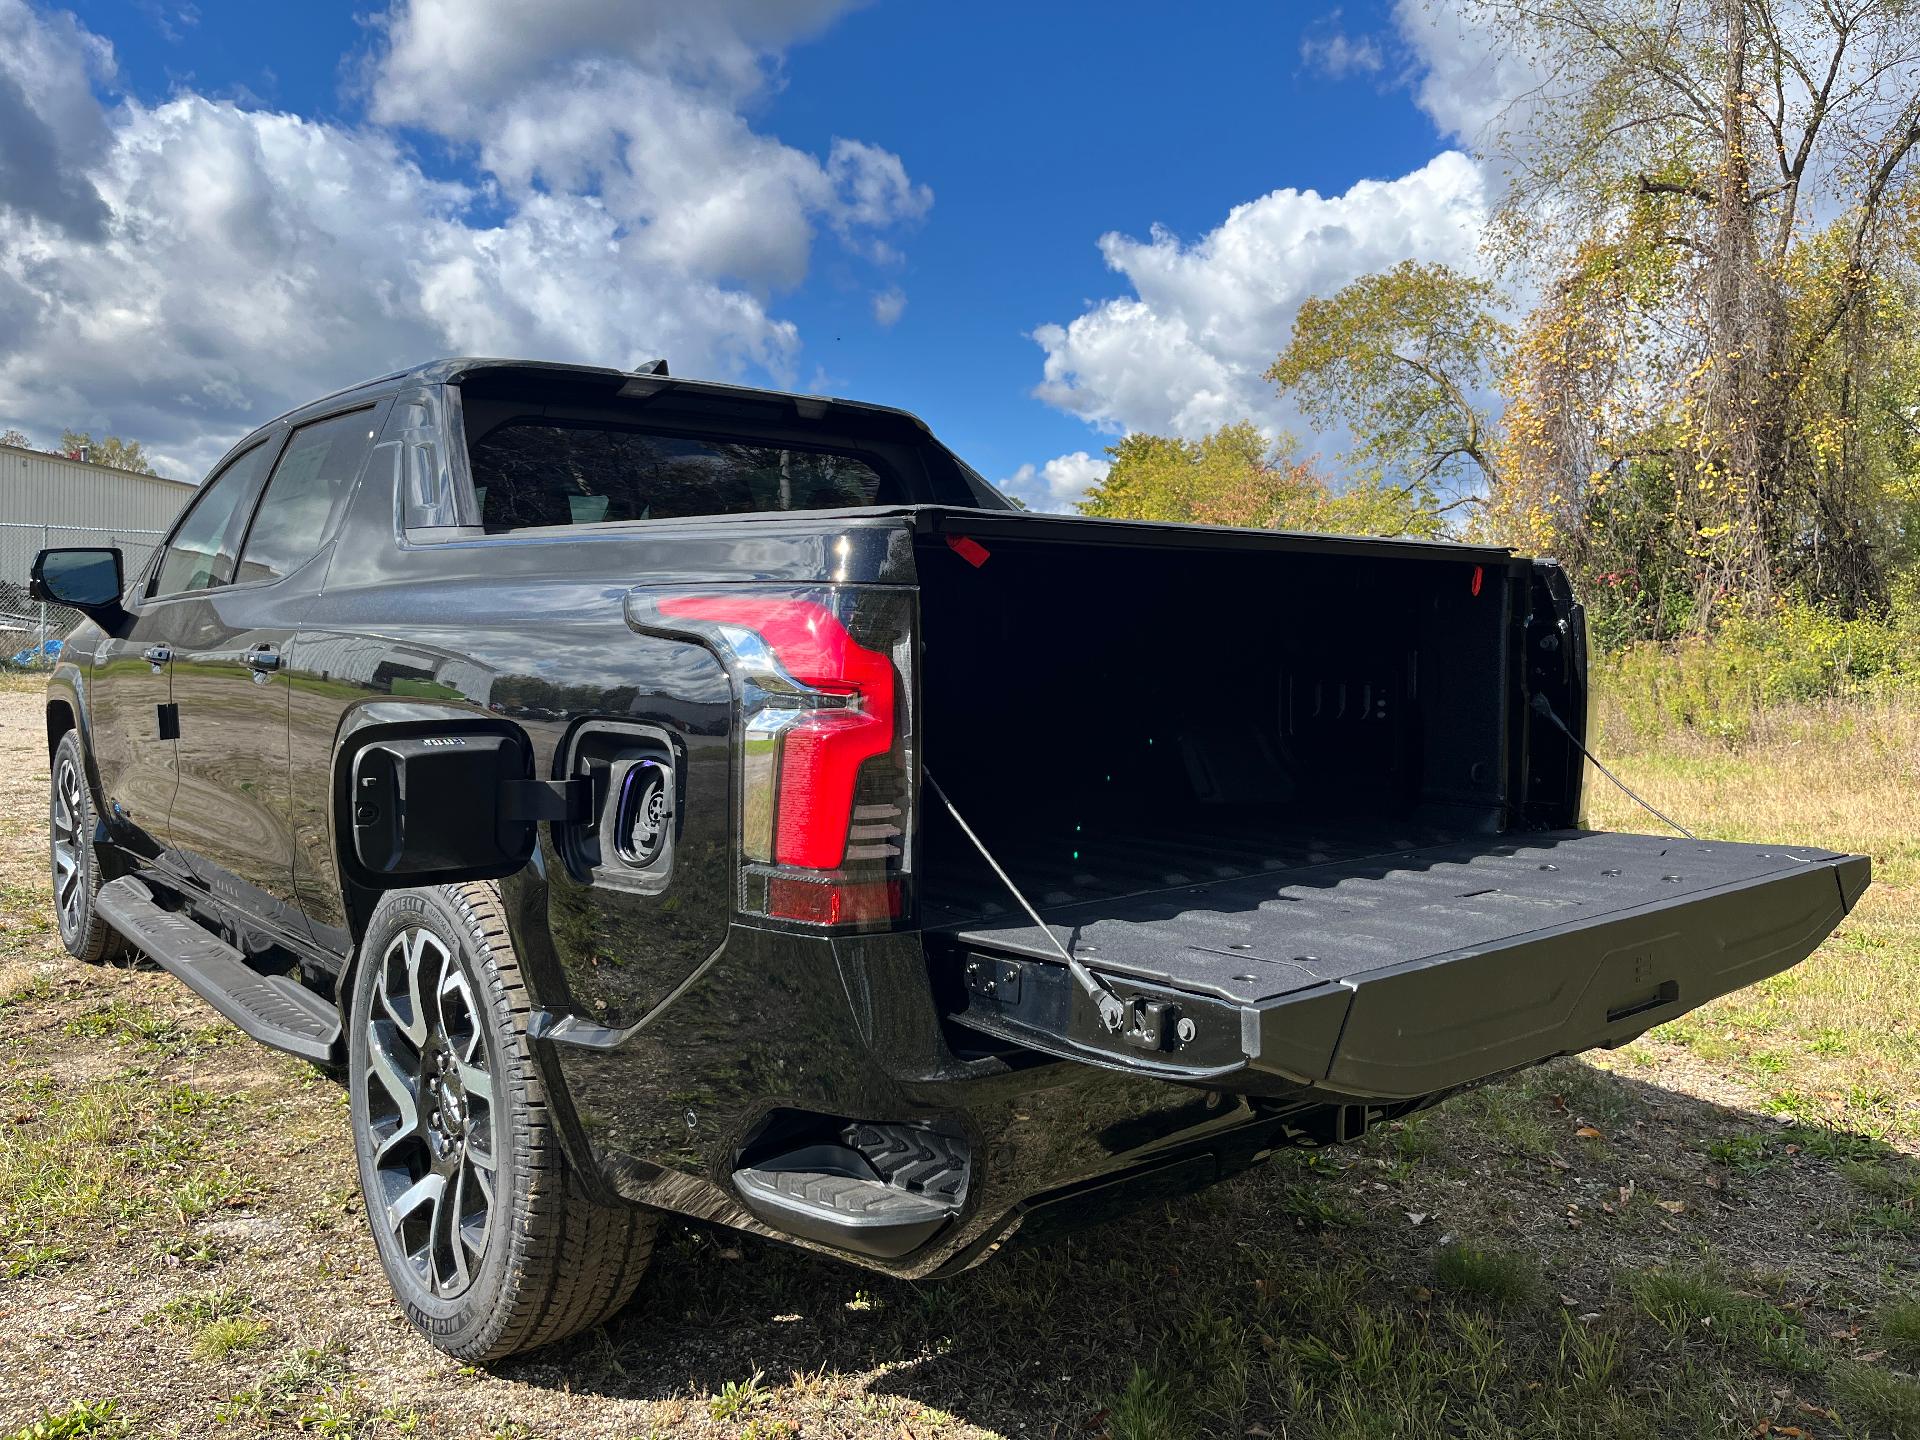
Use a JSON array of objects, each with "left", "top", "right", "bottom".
[
  {"left": 243, "top": 645, "right": 282, "bottom": 673},
  {"left": 141, "top": 644, "right": 171, "bottom": 668}
]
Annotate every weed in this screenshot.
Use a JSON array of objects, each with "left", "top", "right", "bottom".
[
  {"left": 192, "top": 1314, "right": 270, "bottom": 1360},
  {"left": 708, "top": 1371, "right": 767, "bottom": 1421},
  {"left": 152, "top": 1286, "right": 251, "bottom": 1327},
  {"left": 1705, "top": 1133, "right": 1773, "bottom": 1171},
  {"left": 2, "top": 1402, "right": 129, "bottom": 1440},
  {"left": 1432, "top": 1243, "right": 1544, "bottom": 1308},
  {"left": 1277, "top": 1180, "right": 1365, "bottom": 1230},
  {"left": 1106, "top": 1367, "right": 1190, "bottom": 1440}
]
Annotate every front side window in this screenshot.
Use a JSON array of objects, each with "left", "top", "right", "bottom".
[
  {"left": 151, "top": 440, "right": 276, "bottom": 598},
  {"left": 467, "top": 421, "right": 896, "bottom": 532},
  {"left": 235, "top": 408, "right": 376, "bottom": 585}
]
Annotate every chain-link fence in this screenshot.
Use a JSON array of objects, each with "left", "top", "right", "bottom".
[{"left": 0, "top": 522, "right": 164, "bottom": 667}]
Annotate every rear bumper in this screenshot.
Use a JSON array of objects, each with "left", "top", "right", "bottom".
[
  {"left": 524, "top": 836, "right": 1866, "bottom": 1275},
  {"left": 942, "top": 836, "right": 1869, "bottom": 1101}
]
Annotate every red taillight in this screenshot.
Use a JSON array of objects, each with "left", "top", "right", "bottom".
[
  {"left": 658, "top": 595, "right": 895, "bottom": 871},
  {"left": 765, "top": 875, "right": 901, "bottom": 925}
]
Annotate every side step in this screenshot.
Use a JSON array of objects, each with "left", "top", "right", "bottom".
[
  {"left": 733, "top": 1124, "right": 968, "bottom": 1260},
  {"left": 95, "top": 877, "right": 341, "bottom": 1063}
]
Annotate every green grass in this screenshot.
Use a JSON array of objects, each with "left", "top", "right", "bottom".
[
  {"left": 191, "top": 1314, "right": 272, "bottom": 1360},
  {"left": 1832, "top": 1361, "right": 1920, "bottom": 1437},
  {"left": 1432, "top": 1244, "right": 1544, "bottom": 1309},
  {"left": 1877, "top": 1299, "right": 1920, "bottom": 1362},
  {"left": 1106, "top": 1368, "right": 1191, "bottom": 1440},
  {"left": 1626, "top": 1267, "right": 1822, "bottom": 1376},
  {"left": 0, "top": 1072, "right": 240, "bottom": 1276},
  {"left": 2, "top": 1402, "right": 129, "bottom": 1440},
  {"left": 1588, "top": 692, "right": 1920, "bottom": 1146}
]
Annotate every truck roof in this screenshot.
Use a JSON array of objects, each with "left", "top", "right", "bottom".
[{"left": 273, "top": 356, "right": 934, "bottom": 434}]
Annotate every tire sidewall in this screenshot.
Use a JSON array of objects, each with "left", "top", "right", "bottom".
[
  {"left": 348, "top": 887, "right": 526, "bottom": 1353},
  {"left": 50, "top": 731, "right": 100, "bottom": 958}
]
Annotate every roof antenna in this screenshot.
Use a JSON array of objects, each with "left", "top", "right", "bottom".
[{"left": 634, "top": 358, "right": 669, "bottom": 376}]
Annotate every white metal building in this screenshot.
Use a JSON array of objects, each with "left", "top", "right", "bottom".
[{"left": 0, "top": 442, "right": 197, "bottom": 648}]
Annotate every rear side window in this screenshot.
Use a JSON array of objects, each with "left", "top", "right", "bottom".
[
  {"left": 235, "top": 409, "right": 376, "bottom": 584},
  {"left": 468, "top": 421, "right": 896, "bottom": 531},
  {"left": 151, "top": 440, "right": 276, "bottom": 598}
]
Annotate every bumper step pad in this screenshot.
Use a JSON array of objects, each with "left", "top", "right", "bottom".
[
  {"left": 733, "top": 1125, "right": 968, "bottom": 1259},
  {"left": 96, "top": 876, "right": 340, "bottom": 1063}
]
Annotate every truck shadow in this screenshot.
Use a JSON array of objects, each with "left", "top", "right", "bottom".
[{"left": 491, "top": 1060, "right": 1920, "bottom": 1435}]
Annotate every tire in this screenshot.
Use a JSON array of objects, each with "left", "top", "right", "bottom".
[
  {"left": 347, "top": 882, "right": 655, "bottom": 1362},
  {"left": 49, "top": 730, "right": 127, "bottom": 964}
]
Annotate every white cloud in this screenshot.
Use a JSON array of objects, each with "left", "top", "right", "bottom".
[
  {"left": 1393, "top": 0, "right": 1548, "bottom": 159},
  {"left": 998, "top": 450, "right": 1110, "bottom": 513},
  {"left": 1030, "top": 151, "right": 1490, "bottom": 440},
  {"left": 1300, "top": 27, "right": 1385, "bottom": 79},
  {"left": 871, "top": 286, "right": 906, "bottom": 328},
  {"left": 0, "top": 0, "right": 928, "bottom": 478},
  {"left": 364, "top": 0, "right": 928, "bottom": 293}
]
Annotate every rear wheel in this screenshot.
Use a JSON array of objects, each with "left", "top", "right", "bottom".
[
  {"left": 49, "top": 731, "right": 126, "bottom": 964},
  {"left": 347, "top": 882, "right": 655, "bottom": 1362}
]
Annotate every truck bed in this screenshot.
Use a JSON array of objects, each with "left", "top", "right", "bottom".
[{"left": 930, "top": 826, "right": 1868, "bottom": 1102}]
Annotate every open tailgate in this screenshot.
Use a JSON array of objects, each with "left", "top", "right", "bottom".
[{"left": 936, "top": 830, "right": 1870, "bottom": 1100}]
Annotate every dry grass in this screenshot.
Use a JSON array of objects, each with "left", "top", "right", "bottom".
[
  {"left": 1589, "top": 692, "right": 1920, "bottom": 1144},
  {"left": 0, "top": 673, "right": 1914, "bottom": 1438}
]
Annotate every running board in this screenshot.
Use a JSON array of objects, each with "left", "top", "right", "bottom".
[
  {"left": 733, "top": 1124, "right": 969, "bottom": 1260},
  {"left": 95, "top": 876, "right": 341, "bottom": 1063}
]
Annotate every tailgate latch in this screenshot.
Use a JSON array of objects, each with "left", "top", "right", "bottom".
[{"left": 1118, "top": 996, "right": 1183, "bottom": 1052}]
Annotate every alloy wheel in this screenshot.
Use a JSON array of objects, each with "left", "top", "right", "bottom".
[
  {"left": 361, "top": 926, "right": 499, "bottom": 1299},
  {"left": 50, "top": 756, "right": 86, "bottom": 943}
]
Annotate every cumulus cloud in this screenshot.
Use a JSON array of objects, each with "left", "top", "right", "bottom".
[
  {"left": 364, "top": 0, "right": 928, "bottom": 293},
  {"left": 998, "top": 450, "right": 1110, "bottom": 513},
  {"left": 0, "top": 0, "right": 928, "bottom": 477},
  {"left": 1030, "top": 151, "right": 1489, "bottom": 440},
  {"left": 1392, "top": 0, "right": 1542, "bottom": 154},
  {"left": 871, "top": 286, "right": 906, "bottom": 328},
  {"left": 0, "top": 0, "right": 115, "bottom": 238}
]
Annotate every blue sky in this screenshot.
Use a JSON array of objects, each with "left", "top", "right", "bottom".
[{"left": 2, "top": 0, "right": 1507, "bottom": 501}]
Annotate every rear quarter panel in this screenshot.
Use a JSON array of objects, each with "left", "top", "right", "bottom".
[{"left": 290, "top": 463, "right": 918, "bottom": 1033}]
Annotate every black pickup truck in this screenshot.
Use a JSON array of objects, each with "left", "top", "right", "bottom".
[{"left": 33, "top": 358, "right": 1868, "bottom": 1361}]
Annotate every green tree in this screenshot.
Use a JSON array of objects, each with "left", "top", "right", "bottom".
[
  {"left": 60, "top": 430, "right": 158, "bottom": 475},
  {"left": 1465, "top": 0, "right": 1920, "bottom": 620},
  {"left": 0, "top": 428, "right": 29, "bottom": 450},
  {"left": 1266, "top": 260, "right": 1510, "bottom": 510},
  {"left": 1078, "top": 422, "right": 1447, "bottom": 538}
]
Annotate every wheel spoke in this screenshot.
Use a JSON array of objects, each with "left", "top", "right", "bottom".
[
  {"left": 451, "top": 1053, "right": 492, "bottom": 1108},
  {"left": 384, "top": 1171, "right": 442, "bottom": 1239},
  {"left": 379, "top": 930, "right": 434, "bottom": 1046},
  {"left": 366, "top": 1022, "right": 421, "bottom": 1134}
]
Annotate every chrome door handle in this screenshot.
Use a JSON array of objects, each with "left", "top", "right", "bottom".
[
  {"left": 141, "top": 644, "right": 171, "bottom": 667},
  {"left": 243, "top": 645, "right": 281, "bottom": 673}
]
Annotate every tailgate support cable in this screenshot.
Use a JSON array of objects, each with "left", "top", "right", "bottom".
[
  {"left": 924, "top": 768, "right": 1129, "bottom": 1033},
  {"left": 1530, "top": 693, "right": 1697, "bottom": 840}
]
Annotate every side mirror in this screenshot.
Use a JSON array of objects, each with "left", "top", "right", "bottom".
[{"left": 29, "top": 547, "right": 126, "bottom": 629}]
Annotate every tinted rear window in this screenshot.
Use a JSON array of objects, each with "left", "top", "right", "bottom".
[{"left": 468, "top": 421, "right": 898, "bottom": 531}]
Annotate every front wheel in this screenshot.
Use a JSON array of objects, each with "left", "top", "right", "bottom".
[
  {"left": 347, "top": 883, "right": 655, "bottom": 1361},
  {"left": 49, "top": 730, "right": 126, "bottom": 965}
]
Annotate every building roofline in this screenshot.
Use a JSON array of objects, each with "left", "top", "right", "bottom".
[{"left": 0, "top": 442, "right": 197, "bottom": 486}]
